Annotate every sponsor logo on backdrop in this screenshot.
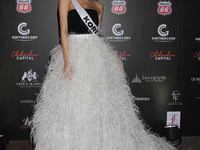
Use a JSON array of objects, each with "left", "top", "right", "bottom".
[
  {"left": 166, "top": 111, "right": 181, "bottom": 128},
  {"left": 134, "top": 95, "right": 150, "bottom": 101},
  {"left": 142, "top": 75, "right": 167, "bottom": 82},
  {"left": 195, "top": 37, "right": 200, "bottom": 42},
  {"left": 16, "top": 0, "right": 32, "bottom": 14},
  {"left": 168, "top": 90, "right": 182, "bottom": 105},
  {"left": 150, "top": 51, "right": 176, "bottom": 60},
  {"left": 152, "top": 24, "right": 176, "bottom": 42},
  {"left": 106, "top": 23, "right": 131, "bottom": 42},
  {"left": 20, "top": 117, "right": 31, "bottom": 130},
  {"left": 18, "top": 22, "right": 30, "bottom": 35},
  {"left": 194, "top": 51, "right": 200, "bottom": 60},
  {"left": 157, "top": 1, "right": 172, "bottom": 16},
  {"left": 191, "top": 77, "right": 200, "bottom": 83},
  {"left": 12, "top": 22, "right": 38, "bottom": 41},
  {"left": 132, "top": 74, "right": 167, "bottom": 83},
  {"left": 20, "top": 99, "right": 34, "bottom": 104},
  {"left": 158, "top": 24, "right": 169, "bottom": 36},
  {"left": 115, "top": 50, "right": 131, "bottom": 60},
  {"left": 132, "top": 74, "right": 142, "bottom": 83},
  {"left": 111, "top": 0, "right": 127, "bottom": 15},
  {"left": 16, "top": 69, "right": 42, "bottom": 88},
  {"left": 11, "top": 50, "right": 39, "bottom": 60}
]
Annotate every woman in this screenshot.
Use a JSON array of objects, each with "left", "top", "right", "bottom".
[{"left": 30, "top": 0, "right": 176, "bottom": 149}]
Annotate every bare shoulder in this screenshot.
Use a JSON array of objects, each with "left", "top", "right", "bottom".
[
  {"left": 59, "top": 0, "right": 71, "bottom": 10},
  {"left": 94, "top": 1, "right": 104, "bottom": 13}
]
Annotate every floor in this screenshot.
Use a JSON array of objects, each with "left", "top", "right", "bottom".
[{"left": 3, "top": 136, "right": 200, "bottom": 150}]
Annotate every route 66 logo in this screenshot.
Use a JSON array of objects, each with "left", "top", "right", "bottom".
[
  {"left": 112, "top": 0, "right": 127, "bottom": 15},
  {"left": 16, "top": 0, "right": 32, "bottom": 14},
  {"left": 157, "top": 1, "right": 172, "bottom": 16}
]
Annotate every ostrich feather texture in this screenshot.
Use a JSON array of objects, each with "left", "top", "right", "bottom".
[{"left": 30, "top": 34, "right": 175, "bottom": 150}]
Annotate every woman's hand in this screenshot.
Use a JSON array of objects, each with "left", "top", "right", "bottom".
[{"left": 63, "top": 62, "right": 73, "bottom": 79}]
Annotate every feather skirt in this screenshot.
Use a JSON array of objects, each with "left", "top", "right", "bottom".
[{"left": 30, "top": 34, "right": 176, "bottom": 150}]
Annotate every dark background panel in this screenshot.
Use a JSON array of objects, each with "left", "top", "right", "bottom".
[{"left": 178, "top": 0, "right": 200, "bottom": 136}]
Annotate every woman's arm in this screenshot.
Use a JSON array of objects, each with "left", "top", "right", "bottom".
[
  {"left": 95, "top": 1, "right": 104, "bottom": 28},
  {"left": 59, "top": 0, "right": 73, "bottom": 78}
]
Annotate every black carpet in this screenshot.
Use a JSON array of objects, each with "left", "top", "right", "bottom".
[{"left": 4, "top": 136, "right": 200, "bottom": 150}]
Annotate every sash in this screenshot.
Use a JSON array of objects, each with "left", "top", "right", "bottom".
[{"left": 71, "top": 0, "right": 100, "bottom": 36}]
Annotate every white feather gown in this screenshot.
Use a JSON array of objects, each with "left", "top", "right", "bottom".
[{"left": 30, "top": 34, "right": 176, "bottom": 150}]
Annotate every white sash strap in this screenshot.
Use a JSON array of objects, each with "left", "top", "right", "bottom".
[{"left": 71, "top": 0, "right": 100, "bottom": 36}]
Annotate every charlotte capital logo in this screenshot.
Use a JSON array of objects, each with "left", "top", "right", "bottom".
[
  {"left": 11, "top": 50, "right": 39, "bottom": 60},
  {"left": 157, "top": 1, "right": 172, "bottom": 16},
  {"left": 18, "top": 22, "right": 30, "bottom": 35},
  {"left": 111, "top": 0, "right": 127, "bottom": 15},
  {"left": 116, "top": 50, "right": 131, "bottom": 60},
  {"left": 158, "top": 24, "right": 169, "bottom": 37},
  {"left": 150, "top": 51, "right": 176, "bottom": 60},
  {"left": 194, "top": 51, "right": 200, "bottom": 61},
  {"left": 16, "top": 0, "right": 32, "bottom": 14}
]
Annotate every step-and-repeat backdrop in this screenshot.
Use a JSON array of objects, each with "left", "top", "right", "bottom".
[{"left": 0, "top": 0, "right": 200, "bottom": 140}]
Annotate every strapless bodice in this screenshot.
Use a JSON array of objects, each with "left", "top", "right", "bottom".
[{"left": 68, "top": 9, "right": 99, "bottom": 34}]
